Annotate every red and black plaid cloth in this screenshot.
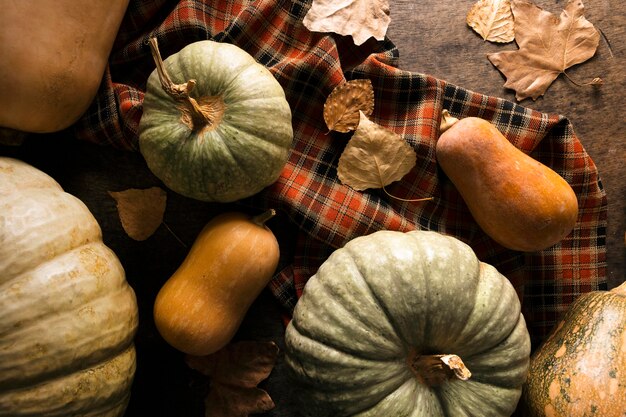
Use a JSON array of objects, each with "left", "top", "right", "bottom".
[{"left": 74, "top": 0, "right": 607, "bottom": 348}]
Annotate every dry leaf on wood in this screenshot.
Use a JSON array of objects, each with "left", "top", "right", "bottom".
[
  {"left": 186, "top": 341, "right": 279, "bottom": 417},
  {"left": 337, "top": 111, "right": 416, "bottom": 191},
  {"left": 488, "top": 0, "right": 601, "bottom": 101},
  {"left": 467, "top": 0, "right": 515, "bottom": 43},
  {"left": 324, "top": 79, "right": 375, "bottom": 133},
  {"left": 303, "top": 0, "right": 391, "bottom": 45},
  {"left": 108, "top": 187, "right": 166, "bottom": 241}
]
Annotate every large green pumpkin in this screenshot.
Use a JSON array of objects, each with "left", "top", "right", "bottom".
[
  {"left": 138, "top": 38, "right": 293, "bottom": 203},
  {"left": 0, "top": 157, "right": 138, "bottom": 416},
  {"left": 285, "top": 230, "right": 531, "bottom": 416}
]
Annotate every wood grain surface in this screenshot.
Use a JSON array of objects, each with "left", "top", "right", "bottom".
[
  {"left": 0, "top": 1, "right": 622, "bottom": 416},
  {"left": 388, "top": 0, "right": 624, "bottom": 289}
]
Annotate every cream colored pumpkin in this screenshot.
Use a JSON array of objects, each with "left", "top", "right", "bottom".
[{"left": 0, "top": 157, "right": 138, "bottom": 416}]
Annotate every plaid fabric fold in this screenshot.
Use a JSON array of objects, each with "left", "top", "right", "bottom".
[{"left": 74, "top": 0, "right": 607, "bottom": 347}]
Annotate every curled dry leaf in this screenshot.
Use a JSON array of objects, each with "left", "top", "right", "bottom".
[
  {"left": 488, "top": 0, "right": 601, "bottom": 101},
  {"left": 324, "top": 79, "right": 375, "bottom": 133},
  {"left": 467, "top": 0, "right": 515, "bottom": 43},
  {"left": 338, "top": 111, "right": 416, "bottom": 191},
  {"left": 303, "top": 0, "right": 391, "bottom": 45},
  {"left": 186, "top": 341, "right": 280, "bottom": 417},
  {"left": 108, "top": 187, "right": 166, "bottom": 241}
]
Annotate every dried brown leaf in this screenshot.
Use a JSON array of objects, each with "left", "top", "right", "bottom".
[
  {"left": 303, "top": 0, "right": 391, "bottom": 45},
  {"left": 202, "top": 385, "right": 274, "bottom": 417},
  {"left": 467, "top": 0, "right": 515, "bottom": 43},
  {"left": 324, "top": 79, "right": 375, "bottom": 133},
  {"left": 186, "top": 341, "right": 279, "bottom": 417},
  {"left": 337, "top": 111, "right": 416, "bottom": 191},
  {"left": 488, "top": 0, "right": 601, "bottom": 100},
  {"left": 108, "top": 187, "right": 166, "bottom": 241}
]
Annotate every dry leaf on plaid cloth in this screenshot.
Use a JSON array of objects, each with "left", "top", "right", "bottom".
[
  {"left": 338, "top": 111, "right": 419, "bottom": 194},
  {"left": 466, "top": 0, "right": 515, "bottom": 43},
  {"left": 488, "top": 0, "right": 602, "bottom": 101},
  {"left": 108, "top": 187, "right": 166, "bottom": 241},
  {"left": 324, "top": 79, "right": 375, "bottom": 133},
  {"left": 303, "top": 0, "right": 391, "bottom": 45},
  {"left": 186, "top": 341, "right": 279, "bottom": 417}
]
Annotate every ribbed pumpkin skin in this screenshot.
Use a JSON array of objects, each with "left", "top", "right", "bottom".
[
  {"left": 139, "top": 40, "right": 293, "bottom": 203},
  {"left": 285, "top": 230, "right": 531, "bottom": 417},
  {"left": 0, "top": 157, "right": 138, "bottom": 417},
  {"left": 522, "top": 283, "right": 626, "bottom": 417}
]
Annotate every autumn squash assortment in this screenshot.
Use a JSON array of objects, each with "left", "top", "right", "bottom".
[
  {"left": 0, "top": 157, "right": 138, "bottom": 417},
  {"left": 0, "top": 7, "right": 617, "bottom": 416},
  {"left": 285, "top": 230, "right": 532, "bottom": 416}
]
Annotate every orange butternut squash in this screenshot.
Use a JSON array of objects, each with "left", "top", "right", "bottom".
[
  {"left": 153, "top": 210, "right": 280, "bottom": 356},
  {"left": 436, "top": 111, "right": 578, "bottom": 252},
  {"left": 0, "top": 0, "right": 129, "bottom": 132}
]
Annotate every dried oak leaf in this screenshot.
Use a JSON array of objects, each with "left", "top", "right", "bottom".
[
  {"left": 337, "top": 111, "right": 416, "bottom": 191},
  {"left": 324, "top": 79, "right": 375, "bottom": 133},
  {"left": 108, "top": 187, "right": 166, "bottom": 241},
  {"left": 488, "top": 0, "right": 601, "bottom": 101},
  {"left": 303, "top": 0, "right": 391, "bottom": 46},
  {"left": 186, "top": 341, "right": 279, "bottom": 417},
  {"left": 467, "top": 0, "right": 515, "bottom": 43}
]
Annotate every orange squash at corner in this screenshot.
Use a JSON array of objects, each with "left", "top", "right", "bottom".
[
  {"left": 153, "top": 210, "right": 280, "bottom": 356},
  {"left": 436, "top": 112, "right": 578, "bottom": 252},
  {"left": 522, "top": 281, "right": 626, "bottom": 416},
  {"left": 0, "top": 1, "right": 130, "bottom": 133}
]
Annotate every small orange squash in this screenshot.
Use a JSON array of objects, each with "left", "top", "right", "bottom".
[
  {"left": 436, "top": 111, "right": 578, "bottom": 252},
  {"left": 153, "top": 210, "right": 280, "bottom": 356},
  {"left": 522, "top": 281, "right": 626, "bottom": 416}
]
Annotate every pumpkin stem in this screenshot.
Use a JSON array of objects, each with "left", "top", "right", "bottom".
[
  {"left": 407, "top": 351, "right": 471, "bottom": 387},
  {"left": 439, "top": 109, "right": 459, "bottom": 134},
  {"left": 148, "top": 37, "right": 220, "bottom": 131},
  {"left": 252, "top": 209, "right": 276, "bottom": 227}
]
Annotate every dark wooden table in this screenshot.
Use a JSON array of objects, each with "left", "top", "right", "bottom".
[{"left": 0, "top": 1, "right": 622, "bottom": 416}]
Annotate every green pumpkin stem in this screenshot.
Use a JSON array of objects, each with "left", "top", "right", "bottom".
[
  {"left": 407, "top": 351, "right": 471, "bottom": 387},
  {"left": 148, "top": 37, "right": 217, "bottom": 130},
  {"left": 252, "top": 209, "right": 276, "bottom": 227}
]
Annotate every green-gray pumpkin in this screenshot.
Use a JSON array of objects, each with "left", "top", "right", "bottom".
[
  {"left": 139, "top": 38, "right": 293, "bottom": 202},
  {"left": 285, "top": 230, "right": 531, "bottom": 417}
]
